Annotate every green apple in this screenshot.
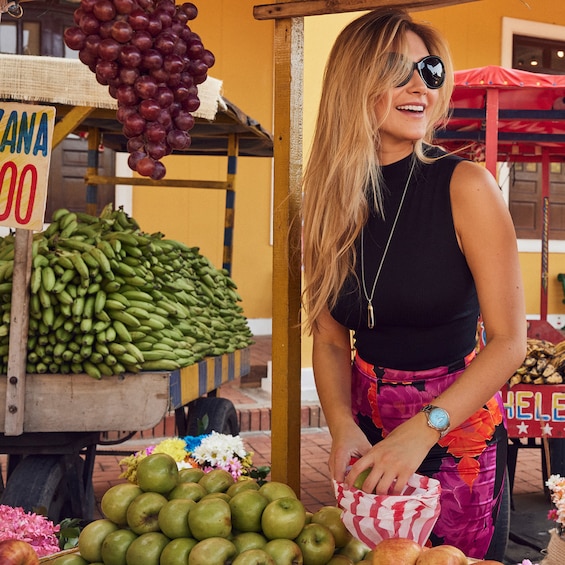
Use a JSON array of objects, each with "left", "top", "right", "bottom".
[
  {"left": 160, "top": 537, "right": 198, "bottom": 565},
  {"left": 202, "top": 492, "right": 232, "bottom": 502},
  {"left": 100, "top": 483, "right": 143, "bottom": 527},
  {"left": 227, "top": 478, "right": 260, "bottom": 497},
  {"left": 168, "top": 481, "right": 207, "bottom": 502},
  {"left": 188, "top": 537, "right": 237, "bottom": 565},
  {"left": 179, "top": 468, "right": 205, "bottom": 483},
  {"left": 311, "top": 506, "right": 352, "bottom": 548},
  {"left": 352, "top": 469, "right": 372, "bottom": 492},
  {"left": 158, "top": 498, "right": 196, "bottom": 539},
  {"left": 261, "top": 497, "right": 306, "bottom": 540},
  {"left": 136, "top": 453, "right": 179, "bottom": 494},
  {"left": 198, "top": 469, "right": 235, "bottom": 493},
  {"left": 126, "top": 491, "right": 169, "bottom": 535},
  {"left": 100, "top": 528, "right": 138, "bottom": 565},
  {"left": 338, "top": 537, "right": 371, "bottom": 562},
  {"left": 232, "top": 532, "right": 268, "bottom": 553},
  {"left": 294, "top": 523, "right": 336, "bottom": 565},
  {"left": 305, "top": 512, "right": 313, "bottom": 525},
  {"left": 229, "top": 489, "right": 270, "bottom": 532},
  {"left": 264, "top": 538, "right": 304, "bottom": 565},
  {"left": 188, "top": 497, "right": 232, "bottom": 540},
  {"left": 125, "top": 531, "right": 169, "bottom": 565},
  {"left": 258, "top": 481, "right": 298, "bottom": 502},
  {"left": 51, "top": 556, "right": 89, "bottom": 565},
  {"left": 78, "top": 518, "right": 119, "bottom": 563},
  {"left": 232, "top": 548, "right": 277, "bottom": 565},
  {"left": 326, "top": 555, "right": 354, "bottom": 565}
]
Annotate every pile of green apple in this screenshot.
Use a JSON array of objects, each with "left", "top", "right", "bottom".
[{"left": 50, "top": 453, "right": 372, "bottom": 565}]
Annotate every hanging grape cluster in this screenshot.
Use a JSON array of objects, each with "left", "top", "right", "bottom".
[{"left": 64, "top": 0, "right": 215, "bottom": 180}]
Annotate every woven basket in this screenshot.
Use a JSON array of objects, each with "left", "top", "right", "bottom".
[
  {"left": 38, "top": 547, "right": 80, "bottom": 563},
  {"left": 541, "top": 528, "right": 565, "bottom": 565}
]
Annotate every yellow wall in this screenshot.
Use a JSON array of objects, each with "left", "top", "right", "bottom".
[
  {"left": 132, "top": 1, "right": 274, "bottom": 321},
  {"left": 520, "top": 253, "right": 565, "bottom": 316}
]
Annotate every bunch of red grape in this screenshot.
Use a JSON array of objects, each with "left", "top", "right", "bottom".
[{"left": 64, "top": 0, "right": 215, "bottom": 180}]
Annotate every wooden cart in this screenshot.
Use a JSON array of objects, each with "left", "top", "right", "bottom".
[
  {"left": 0, "top": 347, "right": 250, "bottom": 522},
  {"left": 0, "top": 55, "right": 270, "bottom": 522}
]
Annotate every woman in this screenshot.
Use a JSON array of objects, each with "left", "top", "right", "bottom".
[{"left": 301, "top": 8, "right": 526, "bottom": 560}]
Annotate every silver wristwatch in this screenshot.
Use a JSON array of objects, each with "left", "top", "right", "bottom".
[{"left": 420, "top": 404, "right": 450, "bottom": 438}]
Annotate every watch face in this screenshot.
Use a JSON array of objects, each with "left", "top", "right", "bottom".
[{"left": 429, "top": 408, "right": 450, "bottom": 430}]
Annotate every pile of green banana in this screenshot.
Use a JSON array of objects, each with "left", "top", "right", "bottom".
[{"left": 0, "top": 205, "right": 253, "bottom": 378}]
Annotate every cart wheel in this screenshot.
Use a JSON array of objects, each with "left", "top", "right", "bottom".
[
  {"left": 1, "top": 454, "right": 93, "bottom": 523},
  {"left": 186, "top": 397, "right": 240, "bottom": 436}
]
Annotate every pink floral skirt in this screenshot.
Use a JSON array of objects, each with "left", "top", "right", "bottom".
[{"left": 351, "top": 352, "right": 507, "bottom": 560}]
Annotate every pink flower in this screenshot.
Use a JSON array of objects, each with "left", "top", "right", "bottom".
[{"left": 0, "top": 505, "right": 60, "bottom": 557}]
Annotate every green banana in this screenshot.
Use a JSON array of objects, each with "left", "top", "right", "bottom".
[
  {"left": 70, "top": 252, "right": 89, "bottom": 281},
  {"left": 112, "top": 320, "right": 132, "bottom": 342},
  {"left": 109, "top": 310, "right": 140, "bottom": 328}
]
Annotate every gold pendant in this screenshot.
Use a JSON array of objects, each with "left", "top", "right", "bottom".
[{"left": 367, "top": 302, "right": 375, "bottom": 329}]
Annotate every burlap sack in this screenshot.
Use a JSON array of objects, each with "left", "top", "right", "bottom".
[
  {"left": 334, "top": 473, "right": 441, "bottom": 549},
  {"left": 541, "top": 529, "right": 565, "bottom": 565}
]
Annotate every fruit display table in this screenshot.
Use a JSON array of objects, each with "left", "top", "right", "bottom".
[
  {"left": 0, "top": 348, "right": 250, "bottom": 522},
  {"left": 0, "top": 348, "right": 249, "bottom": 434}
]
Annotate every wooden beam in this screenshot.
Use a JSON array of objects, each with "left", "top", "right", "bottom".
[
  {"left": 85, "top": 175, "right": 230, "bottom": 190},
  {"left": 254, "top": 0, "right": 478, "bottom": 19},
  {"left": 4, "top": 229, "right": 33, "bottom": 436},
  {"left": 270, "top": 16, "right": 304, "bottom": 494},
  {"left": 52, "top": 105, "right": 94, "bottom": 148}
]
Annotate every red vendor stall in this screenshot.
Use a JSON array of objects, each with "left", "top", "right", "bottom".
[{"left": 434, "top": 65, "right": 565, "bottom": 488}]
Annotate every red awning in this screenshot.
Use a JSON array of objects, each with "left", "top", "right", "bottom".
[{"left": 435, "top": 65, "right": 565, "bottom": 167}]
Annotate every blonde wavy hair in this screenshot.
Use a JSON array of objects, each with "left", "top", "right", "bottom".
[{"left": 301, "top": 8, "right": 454, "bottom": 333}]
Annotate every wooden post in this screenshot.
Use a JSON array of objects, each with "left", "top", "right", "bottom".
[
  {"left": 4, "top": 229, "right": 33, "bottom": 436},
  {"left": 86, "top": 127, "right": 101, "bottom": 217},
  {"left": 485, "top": 88, "right": 499, "bottom": 178},
  {"left": 223, "top": 133, "right": 239, "bottom": 275},
  {"left": 271, "top": 16, "right": 303, "bottom": 493},
  {"left": 540, "top": 149, "right": 550, "bottom": 321}
]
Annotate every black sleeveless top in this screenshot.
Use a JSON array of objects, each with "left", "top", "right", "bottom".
[{"left": 331, "top": 148, "right": 479, "bottom": 371}]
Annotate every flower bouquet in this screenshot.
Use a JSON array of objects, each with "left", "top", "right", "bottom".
[
  {"left": 542, "top": 474, "right": 565, "bottom": 565},
  {"left": 0, "top": 504, "right": 61, "bottom": 558},
  {"left": 119, "top": 431, "right": 269, "bottom": 485}
]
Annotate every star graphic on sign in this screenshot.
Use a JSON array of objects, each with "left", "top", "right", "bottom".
[
  {"left": 542, "top": 423, "right": 554, "bottom": 436},
  {"left": 517, "top": 422, "right": 529, "bottom": 435}
]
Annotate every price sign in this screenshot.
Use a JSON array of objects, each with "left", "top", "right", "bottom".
[
  {"left": 502, "top": 383, "right": 565, "bottom": 438},
  {"left": 0, "top": 102, "right": 55, "bottom": 231}
]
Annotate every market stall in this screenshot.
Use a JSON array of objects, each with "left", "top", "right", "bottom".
[{"left": 0, "top": 54, "right": 272, "bottom": 521}]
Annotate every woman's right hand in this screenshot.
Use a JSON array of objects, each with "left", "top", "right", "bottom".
[{"left": 328, "top": 421, "right": 372, "bottom": 483}]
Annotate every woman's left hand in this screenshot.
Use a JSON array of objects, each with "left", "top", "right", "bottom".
[{"left": 344, "top": 412, "right": 439, "bottom": 495}]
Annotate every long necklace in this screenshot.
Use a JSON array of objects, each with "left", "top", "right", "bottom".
[{"left": 360, "top": 156, "right": 416, "bottom": 329}]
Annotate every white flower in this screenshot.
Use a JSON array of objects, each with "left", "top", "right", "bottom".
[
  {"left": 191, "top": 432, "right": 248, "bottom": 467},
  {"left": 177, "top": 460, "right": 198, "bottom": 470},
  {"left": 546, "top": 474, "right": 564, "bottom": 490}
]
